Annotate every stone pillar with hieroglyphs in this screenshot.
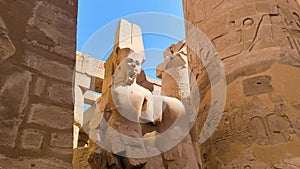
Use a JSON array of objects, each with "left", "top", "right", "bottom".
[{"left": 183, "top": 0, "right": 300, "bottom": 168}]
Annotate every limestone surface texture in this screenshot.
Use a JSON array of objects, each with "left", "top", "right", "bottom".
[
  {"left": 1, "top": 0, "right": 299, "bottom": 168},
  {"left": 183, "top": 0, "right": 300, "bottom": 168},
  {"left": 0, "top": 0, "right": 77, "bottom": 167}
]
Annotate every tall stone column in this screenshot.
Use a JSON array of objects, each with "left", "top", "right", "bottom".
[
  {"left": 156, "top": 40, "right": 201, "bottom": 169},
  {"left": 0, "top": 0, "right": 77, "bottom": 168},
  {"left": 157, "top": 40, "right": 190, "bottom": 102},
  {"left": 183, "top": 0, "right": 300, "bottom": 168}
]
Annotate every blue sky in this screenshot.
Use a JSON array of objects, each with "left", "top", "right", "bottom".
[{"left": 77, "top": 0, "right": 185, "bottom": 80}]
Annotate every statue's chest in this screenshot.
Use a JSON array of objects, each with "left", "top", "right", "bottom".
[{"left": 127, "top": 86, "right": 145, "bottom": 110}]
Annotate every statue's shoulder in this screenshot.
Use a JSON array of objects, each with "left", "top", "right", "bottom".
[{"left": 132, "top": 83, "right": 152, "bottom": 95}]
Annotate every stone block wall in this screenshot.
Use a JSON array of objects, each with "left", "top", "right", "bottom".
[
  {"left": 0, "top": 0, "right": 77, "bottom": 168},
  {"left": 183, "top": 0, "right": 300, "bottom": 168}
]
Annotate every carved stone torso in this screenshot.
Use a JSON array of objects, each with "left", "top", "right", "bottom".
[{"left": 112, "top": 82, "right": 153, "bottom": 122}]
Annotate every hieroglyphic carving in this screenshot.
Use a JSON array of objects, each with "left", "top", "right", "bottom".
[
  {"left": 184, "top": 0, "right": 300, "bottom": 168},
  {"left": 185, "top": 1, "right": 300, "bottom": 79},
  {"left": 220, "top": 154, "right": 300, "bottom": 169},
  {"left": 218, "top": 150, "right": 270, "bottom": 169},
  {"left": 211, "top": 94, "right": 298, "bottom": 157},
  {"left": 277, "top": 4, "right": 300, "bottom": 65}
]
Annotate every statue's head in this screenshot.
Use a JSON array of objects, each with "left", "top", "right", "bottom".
[{"left": 115, "top": 47, "right": 145, "bottom": 84}]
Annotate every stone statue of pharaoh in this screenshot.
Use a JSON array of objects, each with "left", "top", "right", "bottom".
[
  {"left": 111, "top": 47, "right": 187, "bottom": 133},
  {"left": 91, "top": 47, "right": 191, "bottom": 157}
]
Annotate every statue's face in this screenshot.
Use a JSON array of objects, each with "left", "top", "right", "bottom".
[
  {"left": 125, "top": 53, "right": 143, "bottom": 81},
  {"left": 117, "top": 48, "right": 144, "bottom": 82}
]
